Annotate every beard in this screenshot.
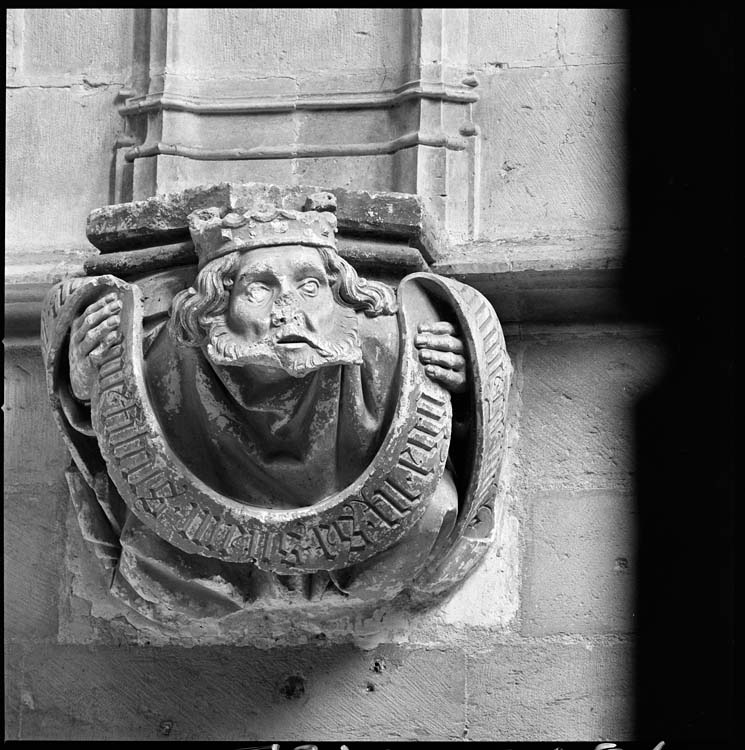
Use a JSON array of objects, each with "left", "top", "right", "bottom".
[{"left": 204, "top": 307, "right": 363, "bottom": 377}]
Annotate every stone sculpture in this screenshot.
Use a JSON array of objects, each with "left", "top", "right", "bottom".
[{"left": 41, "top": 187, "right": 511, "bottom": 629}]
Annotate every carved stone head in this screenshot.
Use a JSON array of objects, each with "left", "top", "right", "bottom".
[{"left": 168, "top": 206, "right": 397, "bottom": 377}]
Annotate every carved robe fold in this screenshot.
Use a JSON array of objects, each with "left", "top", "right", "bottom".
[{"left": 143, "top": 313, "right": 400, "bottom": 509}]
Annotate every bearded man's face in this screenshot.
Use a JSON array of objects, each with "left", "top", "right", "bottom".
[{"left": 205, "top": 245, "right": 363, "bottom": 377}]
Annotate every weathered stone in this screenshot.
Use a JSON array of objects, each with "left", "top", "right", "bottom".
[
  {"left": 5, "top": 284, "right": 60, "bottom": 342},
  {"left": 4, "top": 644, "right": 23, "bottom": 740},
  {"left": 19, "top": 8, "right": 135, "bottom": 79},
  {"left": 44, "top": 189, "right": 512, "bottom": 630},
  {"left": 5, "top": 87, "right": 126, "bottom": 253},
  {"left": 19, "top": 643, "right": 465, "bottom": 740},
  {"left": 86, "top": 183, "right": 426, "bottom": 252},
  {"left": 304, "top": 190, "right": 337, "bottom": 212},
  {"left": 330, "top": 187, "right": 425, "bottom": 240},
  {"left": 4, "top": 481, "right": 67, "bottom": 641},
  {"left": 168, "top": 9, "right": 411, "bottom": 84},
  {"left": 432, "top": 233, "right": 626, "bottom": 323},
  {"left": 82, "top": 237, "right": 428, "bottom": 280},
  {"left": 473, "top": 64, "right": 628, "bottom": 239},
  {"left": 514, "top": 275, "right": 625, "bottom": 324},
  {"left": 521, "top": 489, "right": 637, "bottom": 636},
  {"left": 85, "top": 183, "right": 233, "bottom": 252},
  {"left": 3, "top": 349, "right": 72, "bottom": 639},
  {"left": 468, "top": 9, "right": 562, "bottom": 68},
  {"left": 467, "top": 9, "right": 627, "bottom": 70},
  {"left": 136, "top": 157, "right": 298, "bottom": 204},
  {"left": 65, "top": 467, "right": 120, "bottom": 566},
  {"left": 432, "top": 507, "right": 520, "bottom": 627},
  {"left": 516, "top": 335, "right": 666, "bottom": 492},
  {"left": 82, "top": 241, "right": 197, "bottom": 278},
  {"left": 466, "top": 639, "right": 634, "bottom": 740},
  {"left": 3, "top": 347, "right": 71, "bottom": 481},
  {"left": 560, "top": 9, "right": 627, "bottom": 66},
  {"left": 290, "top": 153, "right": 404, "bottom": 200}
]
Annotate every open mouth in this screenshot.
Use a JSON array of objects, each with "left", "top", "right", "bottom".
[{"left": 275, "top": 333, "right": 312, "bottom": 348}]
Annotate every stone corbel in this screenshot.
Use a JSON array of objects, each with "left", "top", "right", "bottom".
[{"left": 40, "top": 183, "right": 513, "bottom": 635}]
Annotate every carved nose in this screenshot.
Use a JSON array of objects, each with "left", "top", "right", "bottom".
[
  {"left": 270, "top": 308, "right": 288, "bottom": 326},
  {"left": 270, "top": 296, "right": 301, "bottom": 327}
]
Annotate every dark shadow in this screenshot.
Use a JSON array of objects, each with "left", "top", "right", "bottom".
[{"left": 626, "top": 10, "right": 735, "bottom": 744}]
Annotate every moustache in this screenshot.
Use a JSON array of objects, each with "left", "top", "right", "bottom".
[
  {"left": 205, "top": 315, "right": 363, "bottom": 371},
  {"left": 271, "top": 324, "right": 329, "bottom": 354}
]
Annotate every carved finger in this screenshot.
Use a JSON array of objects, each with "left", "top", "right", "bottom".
[
  {"left": 418, "top": 321, "right": 456, "bottom": 336},
  {"left": 72, "top": 295, "right": 122, "bottom": 344},
  {"left": 424, "top": 364, "right": 467, "bottom": 394},
  {"left": 414, "top": 333, "right": 464, "bottom": 354},
  {"left": 419, "top": 348, "right": 466, "bottom": 371},
  {"left": 84, "top": 293, "right": 118, "bottom": 318},
  {"left": 80, "top": 315, "right": 121, "bottom": 356},
  {"left": 89, "top": 331, "right": 122, "bottom": 366}
]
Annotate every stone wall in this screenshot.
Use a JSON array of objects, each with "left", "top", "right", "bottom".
[
  {"left": 6, "top": 8, "right": 134, "bottom": 257},
  {"left": 469, "top": 9, "right": 627, "bottom": 239},
  {"left": 4, "top": 8, "right": 667, "bottom": 742}
]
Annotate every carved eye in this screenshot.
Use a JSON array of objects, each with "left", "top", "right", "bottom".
[
  {"left": 245, "top": 282, "right": 272, "bottom": 304},
  {"left": 299, "top": 278, "right": 320, "bottom": 297}
]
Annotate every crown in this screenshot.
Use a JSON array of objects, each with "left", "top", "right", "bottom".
[{"left": 188, "top": 205, "right": 338, "bottom": 270}]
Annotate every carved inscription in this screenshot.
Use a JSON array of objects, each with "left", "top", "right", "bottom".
[
  {"left": 456, "top": 284, "right": 509, "bottom": 530},
  {"left": 96, "top": 344, "right": 182, "bottom": 517},
  {"left": 294, "top": 386, "right": 450, "bottom": 568}
]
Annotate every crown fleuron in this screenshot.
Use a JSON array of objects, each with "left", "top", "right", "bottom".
[{"left": 188, "top": 206, "right": 338, "bottom": 270}]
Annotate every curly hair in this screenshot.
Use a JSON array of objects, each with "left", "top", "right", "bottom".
[{"left": 169, "top": 246, "right": 397, "bottom": 347}]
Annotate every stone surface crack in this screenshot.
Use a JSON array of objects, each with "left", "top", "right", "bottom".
[
  {"left": 290, "top": 76, "right": 301, "bottom": 185},
  {"left": 463, "top": 650, "right": 470, "bottom": 740},
  {"left": 555, "top": 10, "right": 568, "bottom": 67},
  {"left": 17, "top": 647, "right": 27, "bottom": 740},
  {"left": 7, "top": 81, "right": 126, "bottom": 90},
  {"left": 476, "top": 61, "right": 624, "bottom": 74},
  {"left": 7, "top": 83, "right": 74, "bottom": 90}
]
